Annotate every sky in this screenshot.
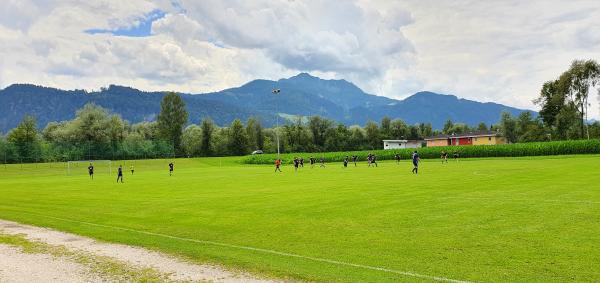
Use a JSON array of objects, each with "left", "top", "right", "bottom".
[{"left": 1, "top": 0, "right": 599, "bottom": 118}]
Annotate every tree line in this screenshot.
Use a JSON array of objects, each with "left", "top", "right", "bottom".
[
  {"left": 1, "top": 59, "right": 599, "bottom": 163},
  {"left": 534, "top": 59, "right": 600, "bottom": 140}
]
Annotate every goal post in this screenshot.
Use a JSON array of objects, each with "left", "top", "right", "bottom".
[{"left": 67, "top": 160, "right": 112, "bottom": 175}]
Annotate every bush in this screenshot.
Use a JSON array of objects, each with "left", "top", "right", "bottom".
[{"left": 242, "top": 139, "right": 600, "bottom": 164}]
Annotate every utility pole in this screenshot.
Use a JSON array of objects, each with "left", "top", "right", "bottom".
[{"left": 272, "top": 89, "right": 281, "bottom": 159}]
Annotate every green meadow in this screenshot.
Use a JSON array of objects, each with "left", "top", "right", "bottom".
[{"left": 0, "top": 155, "right": 599, "bottom": 282}]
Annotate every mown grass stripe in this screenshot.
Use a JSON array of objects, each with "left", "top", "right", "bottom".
[{"left": 7, "top": 210, "right": 473, "bottom": 283}]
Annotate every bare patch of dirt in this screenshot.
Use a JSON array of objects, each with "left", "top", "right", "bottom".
[{"left": 0, "top": 219, "right": 282, "bottom": 283}]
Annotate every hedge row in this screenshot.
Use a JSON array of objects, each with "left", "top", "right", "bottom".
[{"left": 242, "top": 139, "right": 600, "bottom": 164}]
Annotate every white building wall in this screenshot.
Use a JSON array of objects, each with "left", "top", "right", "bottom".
[
  {"left": 384, "top": 141, "right": 405, "bottom": 149},
  {"left": 383, "top": 140, "right": 422, "bottom": 149}
]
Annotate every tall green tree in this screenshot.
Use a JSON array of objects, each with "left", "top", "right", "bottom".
[
  {"left": 7, "top": 115, "right": 40, "bottom": 160},
  {"left": 477, "top": 122, "right": 488, "bottom": 131},
  {"left": 283, "top": 117, "right": 311, "bottom": 152},
  {"left": 246, "top": 117, "right": 257, "bottom": 150},
  {"left": 255, "top": 122, "right": 265, "bottom": 151},
  {"left": 443, "top": 119, "right": 454, "bottom": 134},
  {"left": 181, "top": 125, "right": 202, "bottom": 157},
  {"left": 500, "top": 112, "right": 517, "bottom": 143},
  {"left": 516, "top": 112, "right": 535, "bottom": 138},
  {"left": 0, "top": 135, "right": 8, "bottom": 162},
  {"left": 262, "top": 128, "right": 282, "bottom": 153},
  {"left": 349, "top": 126, "right": 365, "bottom": 150},
  {"left": 567, "top": 59, "right": 600, "bottom": 138},
  {"left": 446, "top": 123, "right": 469, "bottom": 135},
  {"left": 308, "top": 116, "right": 333, "bottom": 150},
  {"left": 108, "top": 115, "right": 126, "bottom": 146},
  {"left": 408, "top": 125, "right": 421, "bottom": 140},
  {"left": 227, "top": 119, "right": 249, "bottom": 156},
  {"left": 131, "top": 122, "right": 160, "bottom": 140},
  {"left": 390, "top": 119, "right": 409, "bottom": 140},
  {"left": 157, "top": 92, "right": 188, "bottom": 154},
  {"left": 515, "top": 112, "right": 547, "bottom": 142},
  {"left": 534, "top": 59, "right": 600, "bottom": 139},
  {"left": 246, "top": 117, "right": 265, "bottom": 151},
  {"left": 418, "top": 123, "right": 433, "bottom": 138},
  {"left": 555, "top": 104, "right": 580, "bottom": 140},
  {"left": 535, "top": 78, "right": 567, "bottom": 129},
  {"left": 588, "top": 122, "right": 600, "bottom": 139},
  {"left": 200, "top": 118, "right": 215, "bottom": 156},
  {"left": 380, "top": 116, "right": 392, "bottom": 140},
  {"left": 325, "top": 124, "right": 351, "bottom": 151},
  {"left": 71, "top": 103, "right": 112, "bottom": 144},
  {"left": 211, "top": 128, "right": 229, "bottom": 156},
  {"left": 364, "top": 121, "right": 380, "bottom": 149}
]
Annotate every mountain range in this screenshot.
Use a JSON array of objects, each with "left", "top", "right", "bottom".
[{"left": 0, "top": 73, "right": 535, "bottom": 132}]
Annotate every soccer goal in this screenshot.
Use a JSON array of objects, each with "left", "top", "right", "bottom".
[{"left": 67, "top": 160, "right": 112, "bottom": 175}]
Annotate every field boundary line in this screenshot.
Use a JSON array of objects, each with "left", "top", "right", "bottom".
[
  {"left": 442, "top": 196, "right": 600, "bottom": 204},
  {"left": 3, "top": 210, "right": 472, "bottom": 283}
]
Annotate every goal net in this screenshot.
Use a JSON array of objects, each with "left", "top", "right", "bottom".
[{"left": 67, "top": 160, "right": 112, "bottom": 175}]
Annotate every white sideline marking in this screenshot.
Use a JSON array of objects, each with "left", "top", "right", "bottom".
[
  {"left": 472, "top": 171, "right": 495, "bottom": 177},
  {"left": 10, "top": 211, "right": 472, "bottom": 283},
  {"left": 443, "top": 196, "right": 600, "bottom": 205}
]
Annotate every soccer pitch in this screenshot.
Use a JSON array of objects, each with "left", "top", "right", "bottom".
[{"left": 0, "top": 155, "right": 599, "bottom": 282}]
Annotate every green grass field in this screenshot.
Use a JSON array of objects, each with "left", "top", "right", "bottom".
[{"left": 1, "top": 155, "right": 599, "bottom": 282}]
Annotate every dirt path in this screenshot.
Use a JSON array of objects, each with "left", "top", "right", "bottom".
[
  {"left": 0, "top": 244, "right": 104, "bottom": 283},
  {"left": 0, "top": 219, "right": 282, "bottom": 283}
]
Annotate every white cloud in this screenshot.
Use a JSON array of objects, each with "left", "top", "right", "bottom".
[
  {"left": 374, "top": 0, "right": 600, "bottom": 118},
  {"left": 165, "top": 0, "right": 415, "bottom": 76},
  {"left": 0, "top": 0, "right": 599, "bottom": 118}
]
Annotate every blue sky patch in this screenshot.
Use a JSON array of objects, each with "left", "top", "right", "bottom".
[{"left": 85, "top": 9, "right": 166, "bottom": 37}]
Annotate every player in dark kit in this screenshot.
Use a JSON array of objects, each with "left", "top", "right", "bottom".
[
  {"left": 88, "top": 163, "right": 94, "bottom": 179},
  {"left": 395, "top": 154, "right": 401, "bottom": 164},
  {"left": 441, "top": 151, "right": 448, "bottom": 163},
  {"left": 371, "top": 154, "right": 378, "bottom": 167},
  {"left": 352, "top": 155, "right": 358, "bottom": 166},
  {"left": 411, "top": 151, "right": 420, "bottom": 174},
  {"left": 299, "top": 157, "right": 304, "bottom": 167},
  {"left": 320, "top": 157, "right": 326, "bottom": 167},
  {"left": 116, "top": 165, "right": 124, "bottom": 183},
  {"left": 169, "top": 162, "right": 174, "bottom": 176},
  {"left": 294, "top": 157, "right": 299, "bottom": 172},
  {"left": 309, "top": 156, "right": 316, "bottom": 168},
  {"left": 343, "top": 156, "right": 349, "bottom": 168},
  {"left": 453, "top": 151, "right": 459, "bottom": 161}
]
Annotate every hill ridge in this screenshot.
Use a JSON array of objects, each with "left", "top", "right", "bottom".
[{"left": 0, "top": 74, "right": 535, "bottom": 132}]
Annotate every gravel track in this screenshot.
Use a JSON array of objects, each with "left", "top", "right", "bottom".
[{"left": 0, "top": 219, "right": 282, "bottom": 283}]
